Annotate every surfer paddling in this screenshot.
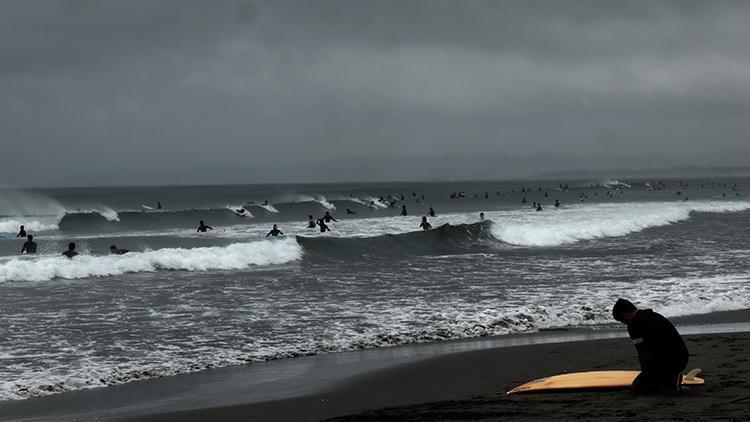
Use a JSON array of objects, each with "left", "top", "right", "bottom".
[{"left": 612, "top": 299, "right": 688, "bottom": 394}]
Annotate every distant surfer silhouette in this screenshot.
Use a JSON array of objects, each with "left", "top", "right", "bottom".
[
  {"left": 419, "top": 216, "right": 432, "bottom": 231},
  {"left": 266, "top": 224, "right": 283, "bottom": 237},
  {"left": 21, "top": 235, "right": 36, "bottom": 254},
  {"left": 612, "top": 299, "right": 688, "bottom": 394},
  {"left": 323, "top": 212, "right": 337, "bottom": 223},
  {"left": 62, "top": 242, "right": 78, "bottom": 258},
  {"left": 16, "top": 225, "right": 26, "bottom": 238},
  {"left": 346, "top": 208, "right": 356, "bottom": 215},
  {"left": 401, "top": 205, "right": 407, "bottom": 216},
  {"left": 479, "top": 212, "right": 484, "bottom": 221},
  {"left": 110, "top": 245, "right": 129, "bottom": 255},
  {"left": 307, "top": 215, "right": 316, "bottom": 228},
  {"left": 428, "top": 207, "right": 435, "bottom": 217},
  {"left": 197, "top": 220, "right": 213, "bottom": 232}
]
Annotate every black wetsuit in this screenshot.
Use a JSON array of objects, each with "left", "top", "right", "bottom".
[
  {"left": 62, "top": 250, "right": 78, "bottom": 259},
  {"left": 307, "top": 220, "right": 316, "bottom": 228},
  {"left": 317, "top": 219, "right": 330, "bottom": 232},
  {"left": 21, "top": 241, "right": 36, "bottom": 254},
  {"left": 17, "top": 229, "right": 26, "bottom": 238},
  {"left": 419, "top": 221, "right": 432, "bottom": 231},
  {"left": 266, "top": 229, "right": 283, "bottom": 237},
  {"left": 112, "top": 248, "right": 129, "bottom": 255},
  {"left": 628, "top": 309, "right": 688, "bottom": 392},
  {"left": 323, "top": 215, "right": 337, "bottom": 223},
  {"left": 197, "top": 224, "right": 213, "bottom": 232}
]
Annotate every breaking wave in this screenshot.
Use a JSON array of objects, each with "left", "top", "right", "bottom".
[
  {"left": 0, "top": 238, "right": 302, "bottom": 283},
  {"left": 491, "top": 201, "right": 750, "bottom": 246}
]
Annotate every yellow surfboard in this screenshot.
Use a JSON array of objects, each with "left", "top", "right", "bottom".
[{"left": 507, "top": 368, "right": 704, "bottom": 394}]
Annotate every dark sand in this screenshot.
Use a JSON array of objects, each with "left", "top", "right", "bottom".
[{"left": 133, "top": 332, "right": 750, "bottom": 421}]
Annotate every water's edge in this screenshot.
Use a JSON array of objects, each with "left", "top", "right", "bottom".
[{"left": 1, "top": 309, "right": 748, "bottom": 422}]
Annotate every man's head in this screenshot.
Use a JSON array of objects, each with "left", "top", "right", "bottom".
[
  {"left": 27, "top": 235, "right": 33, "bottom": 241},
  {"left": 68, "top": 242, "right": 76, "bottom": 251},
  {"left": 110, "top": 245, "right": 117, "bottom": 252},
  {"left": 612, "top": 298, "right": 638, "bottom": 323}
]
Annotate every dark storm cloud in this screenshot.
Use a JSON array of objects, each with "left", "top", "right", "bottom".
[{"left": 2, "top": 0, "right": 750, "bottom": 186}]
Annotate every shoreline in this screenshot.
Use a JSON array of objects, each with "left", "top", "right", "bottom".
[
  {"left": 1, "top": 310, "right": 748, "bottom": 421},
  {"left": 134, "top": 331, "right": 750, "bottom": 422}
]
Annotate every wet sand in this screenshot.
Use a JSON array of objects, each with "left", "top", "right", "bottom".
[{"left": 133, "top": 331, "right": 750, "bottom": 421}]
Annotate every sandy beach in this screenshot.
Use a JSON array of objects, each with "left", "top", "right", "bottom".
[{"left": 131, "top": 331, "right": 750, "bottom": 422}]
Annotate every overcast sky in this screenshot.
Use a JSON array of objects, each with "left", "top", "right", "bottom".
[{"left": 2, "top": 0, "right": 750, "bottom": 187}]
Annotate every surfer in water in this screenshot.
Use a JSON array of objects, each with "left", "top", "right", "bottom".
[
  {"left": 323, "top": 211, "right": 337, "bottom": 223},
  {"left": 479, "top": 212, "right": 485, "bottom": 220},
  {"left": 62, "top": 242, "right": 78, "bottom": 259},
  {"left": 16, "top": 225, "right": 26, "bottom": 238},
  {"left": 428, "top": 207, "right": 435, "bottom": 217},
  {"left": 266, "top": 224, "right": 283, "bottom": 237},
  {"left": 307, "top": 215, "right": 316, "bottom": 229},
  {"left": 197, "top": 220, "right": 213, "bottom": 232},
  {"left": 346, "top": 208, "right": 356, "bottom": 215},
  {"left": 317, "top": 218, "right": 331, "bottom": 233},
  {"left": 110, "top": 245, "right": 129, "bottom": 255},
  {"left": 21, "top": 235, "right": 36, "bottom": 254},
  {"left": 612, "top": 299, "right": 688, "bottom": 394},
  {"left": 419, "top": 216, "right": 432, "bottom": 231},
  {"left": 401, "top": 205, "right": 408, "bottom": 216}
]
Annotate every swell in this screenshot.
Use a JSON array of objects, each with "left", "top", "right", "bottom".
[
  {"left": 297, "top": 221, "right": 495, "bottom": 259},
  {"left": 56, "top": 200, "right": 390, "bottom": 233}
]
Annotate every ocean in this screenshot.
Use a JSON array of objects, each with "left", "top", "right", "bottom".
[{"left": 1, "top": 177, "right": 749, "bottom": 402}]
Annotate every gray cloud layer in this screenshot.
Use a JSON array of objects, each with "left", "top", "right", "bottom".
[{"left": 2, "top": 0, "right": 749, "bottom": 186}]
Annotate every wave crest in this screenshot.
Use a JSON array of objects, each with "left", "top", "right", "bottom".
[
  {"left": 491, "top": 201, "right": 750, "bottom": 246},
  {"left": 0, "top": 239, "right": 302, "bottom": 283}
]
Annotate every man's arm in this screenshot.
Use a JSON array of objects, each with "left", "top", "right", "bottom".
[{"left": 629, "top": 323, "right": 654, "bottom": 373}]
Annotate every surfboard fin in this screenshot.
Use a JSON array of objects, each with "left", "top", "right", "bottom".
[{"left": 684, "top": 368, "right": 701, "bottom": 381}]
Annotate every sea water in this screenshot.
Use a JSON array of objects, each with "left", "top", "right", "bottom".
[{"left": 0, "top": 177, "right": 749, "bottom": 400}]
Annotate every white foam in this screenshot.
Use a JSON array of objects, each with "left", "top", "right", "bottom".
[
  {"left": 600, "top": 179, "right": 632, "bottom": 188},
  {"left": 294, "top": 195, "right": 336, "bottom": 210},
  {"left": 70, "top": 206, "right": 120, "bottom": 222},
  {"left": 364, "top": 197, "right": 388, "bottom": 209},
  {"left": 490, "top": 201, "right": 750, "bottom": 246},
  {"left": 0, "top": 218, "right": 60, "bottom": 233},
  {"left": 0, "top": 238, "right": 302, "bottom": 283},
  {"left": 226, "top": 205, "right": 253, "bottom": 217}
]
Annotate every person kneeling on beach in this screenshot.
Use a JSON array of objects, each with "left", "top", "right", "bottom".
[{"left": 612, "top": 298, "right": 688, "bottom": 394}]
